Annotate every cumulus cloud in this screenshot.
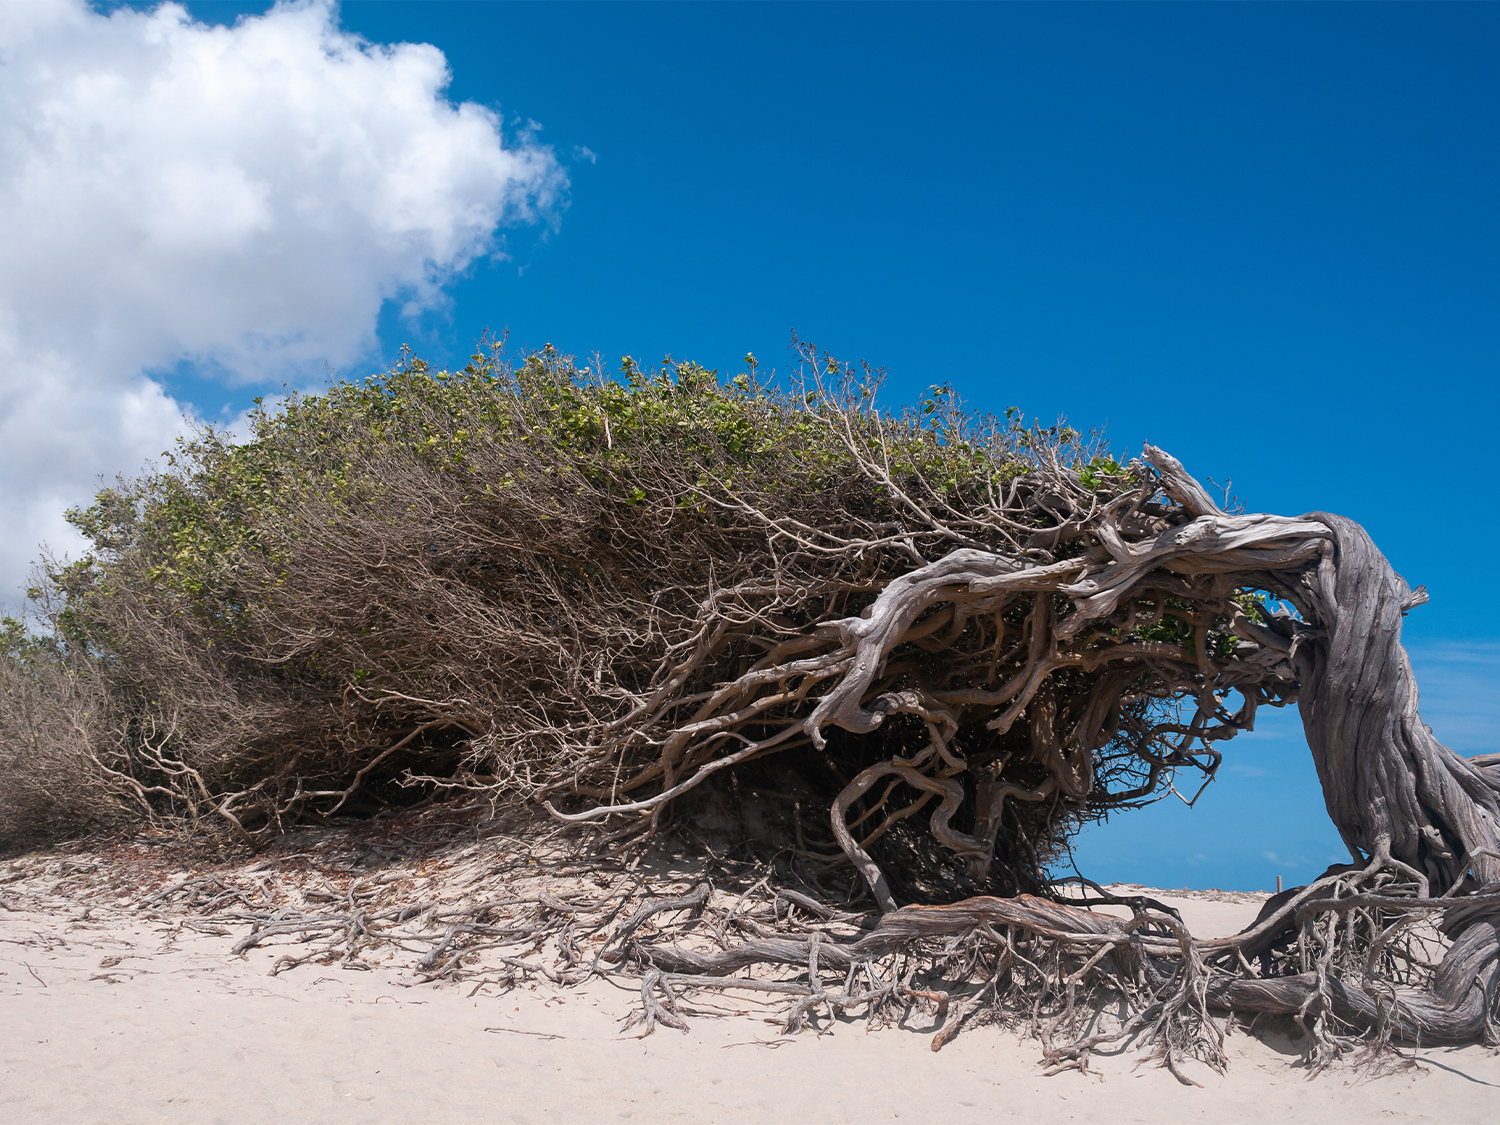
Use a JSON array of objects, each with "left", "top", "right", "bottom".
[{"left": 0, "top": 0, "right": 566, "bottom": 602}]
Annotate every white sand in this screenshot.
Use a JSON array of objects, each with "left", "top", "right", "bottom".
[
  {"left": 5, "top": 871, "right": 1500, "bottom": 1123},
  {"left": 1058, "top": 883, "right": 1273, "bottom": 939}
]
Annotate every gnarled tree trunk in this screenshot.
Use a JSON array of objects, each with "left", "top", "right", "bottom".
[
  {"left": 553, "top": 442, "right": 1500, "bottom": 1057},
  {"left": 1294, "top": 512, "right": 1500, "bottom": 890}
]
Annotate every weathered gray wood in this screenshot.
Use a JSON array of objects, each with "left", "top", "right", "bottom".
[
  {"left": 1292, "top": 513, "right": 1500, "bottom": 888},
  {"left": 554, "top": 436, "right": 1500, "bottom": 1049}
]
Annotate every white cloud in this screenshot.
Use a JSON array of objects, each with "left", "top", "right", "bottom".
[{"left": 0, "top": 0, "right": 567, "bottom": 603}]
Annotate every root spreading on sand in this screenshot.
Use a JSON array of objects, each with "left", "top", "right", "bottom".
[{"left": 5, "top": 800, "right": 1496, "bottom": 1079}]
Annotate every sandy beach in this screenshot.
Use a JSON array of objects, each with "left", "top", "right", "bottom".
[{"left": 4, "top": 841, "right": 1499, "bottom": 1125}]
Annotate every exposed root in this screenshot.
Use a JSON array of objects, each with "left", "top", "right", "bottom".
[{"left": 7, "top": 696, "right": 1500, "bottom": 1079}]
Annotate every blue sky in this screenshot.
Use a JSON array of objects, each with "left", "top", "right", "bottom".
[{"left": 6, "top": 1, "right": 1497, "bottom": 890}]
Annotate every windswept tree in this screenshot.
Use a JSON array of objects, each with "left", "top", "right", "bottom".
[{"left": 11, "top": 337, "right": 1500, "bottom": 1067}]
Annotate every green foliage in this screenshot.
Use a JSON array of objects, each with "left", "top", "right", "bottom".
[
  {"left": 56, "top": 341, "right": 1063, "bottom": 652},
  {"left": 1078, "top": 455, "right": 1128, "bottom": 492},
  {"left": 1132, "top": 608, "right": 1195, "bottom": 650}
]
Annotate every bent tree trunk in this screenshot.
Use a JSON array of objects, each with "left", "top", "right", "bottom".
[
  {"left": 552, "top": 444, "right": 1500, "bottom": 1054},
  {"left": 1295, "top": 512, "right": 1500, "bottom": 891},
  {"left": 1237, "top": 511, "right": 1500, "bottom": 1045}
]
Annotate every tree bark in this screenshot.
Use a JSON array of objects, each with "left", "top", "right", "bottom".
[{"left": 1294, "top": 513, "right": 1500, "bottom": 890}]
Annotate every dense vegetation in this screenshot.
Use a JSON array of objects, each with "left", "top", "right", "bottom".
[{"left": 3, "top": 340, "right": 1160, "bottom": 893}]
